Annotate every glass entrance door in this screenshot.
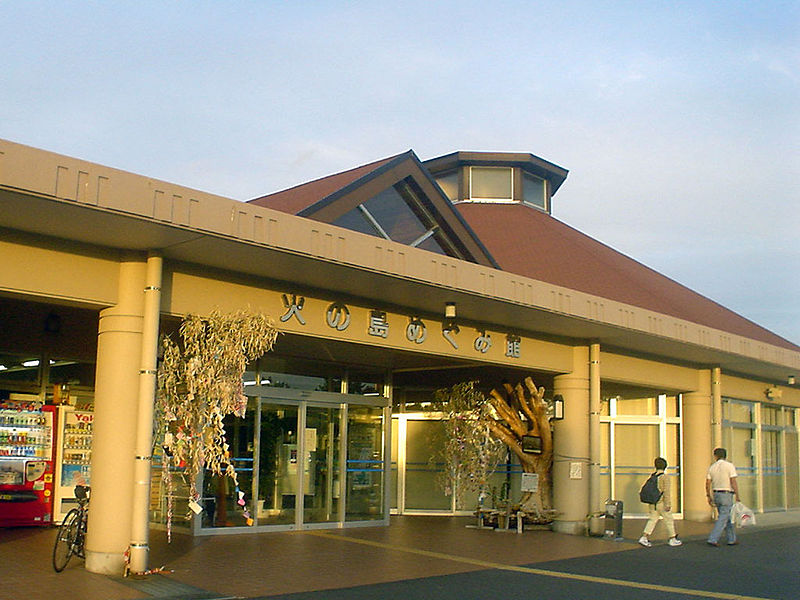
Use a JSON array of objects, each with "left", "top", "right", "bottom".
[
  {"left": 256, "top": 403, "right": 299, "bottom": 526},
  {"left": 196, "top": 388, "right": 387, "bottom": 533},
  {"left": 303, "top": 405, "right": 342, "bottom": 524}
]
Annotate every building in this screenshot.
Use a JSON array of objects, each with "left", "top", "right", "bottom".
[{"left": 0, "top": 139, "right": 798, "bottom": 575}]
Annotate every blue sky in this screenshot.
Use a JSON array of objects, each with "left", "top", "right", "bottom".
[{"left": 2, "top": 1, "right": 798, "bottom": 343}]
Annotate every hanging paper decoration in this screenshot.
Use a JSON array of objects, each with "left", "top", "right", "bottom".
[{"left": 155, "top": 309, "right": 279, "bottom": 538}]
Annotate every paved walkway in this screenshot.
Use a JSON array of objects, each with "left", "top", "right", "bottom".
[{"left": 2, "top": 511, "right": 799, "bottom": 600}]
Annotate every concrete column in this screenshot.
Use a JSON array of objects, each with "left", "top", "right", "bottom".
[
  {"left": 552, "top": 346, "right": 590, "bottom": 535},
  {"left": 682, "top": 369, "right": 713, "bottom": 522},
  {"left": 129, "top": 254, "right": 162, "bottom": 574},
  {"left": 589, "top": 343, "right": 602, "bottom": 515},
  {"left": 86, "top": 257, "right": 146, "bottom": 575},
  {"left": 712, "top": 367, "right": 722, "bottom": 448}
]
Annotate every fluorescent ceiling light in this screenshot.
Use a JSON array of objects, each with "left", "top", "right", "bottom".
[{"left": 22, "top": 360, "right": 40, "bottom": 367}]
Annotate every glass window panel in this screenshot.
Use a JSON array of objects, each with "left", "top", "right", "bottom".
[
  {"left": 202, "top": 407, "right": 257, "bottom": 528},
  {"left": 435, "top": 171, "right": 459, "bottom": 201},
  {"left": 599, "top": 397, "right": 611, "bottom": 416},
  {"left": 665, "top": 395, "right": 680, "bottom": 418},
  {"left": 150, "top": 449, "right": 191, "bottom": 530},
  {"left": 400, "top": 388, "right": 436, "bottom": 413},
  {"left": 363, "top": 187, "right": 428, "bottom": 245},
  {"left": 613, "top": 424, "right": 659, "bottom": 514},
  {"left": 600, "top": 423, "right": 611, "bottom": 502},
  {"left": 666, "top": 423, "right": 682, "bottom": 513},
  {"left": 762, "top": 405, "right": 782, "bottom": 427},
  {"left": 390, "top": 418, "right": 399, "bottom": 510},
  {"left": 616, "top": 396, "right": 657, "bottom": 416},
  {"left": 304, "top": 406, "right": 342, "bottom": 524},
  {"left": 724, "top": 424, "right": 757, "bottom": 508},
  {"left": 256, "top": 403, "right": 299, "bottom": 526},
  {"left": 761, "top": 428, "right": 784, "bottom": 510},
  {"left": 404, "top": 420, "right": 451, "bottom": 510},
  {"left": 458, "top": 451, "right": 523, "bottom": 512},
  {"left": 347, "top": 370, "right": 383, "bottom": 396},
  {"left": 416, "top": 234, "right": 448, "bottom": 256},
  {"left": 258, "top": 357, "right": 342, "bottom": 392},
  {"left": 346, "top": 405, "right": 385, "bottom": 521},
  {"left": 786, "top": 430, "right": 799, "bottom": 508},
  {"left": 470, "top": 167, "right": 512, "bottom": 200},
  {"left": 332, "top": 206, "right": 382, "bottom": 238},
  {"left": 724, "top": 399, "right": 753, "bottom": 423},
  {"left": 522, "top": 173, "right": 545, "bottom": 209}
]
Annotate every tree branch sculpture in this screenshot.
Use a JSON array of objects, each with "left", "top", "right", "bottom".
[{"left": 485, "top": 377, "right": 555, "bottom": 522}]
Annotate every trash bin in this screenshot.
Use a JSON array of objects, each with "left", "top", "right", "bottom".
[{"left": 604, "top": 500, "right": 624, "bottom": 540}]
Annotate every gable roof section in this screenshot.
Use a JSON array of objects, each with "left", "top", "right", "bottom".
[
  {"left": 250, "top": 155, "right": 398, "bottom": 215},
  {"left": 250, "top": 151, "right": 498, "bottom": 268},
  {"left": 456, "top": 202, "right": 799, "bottom": 352}
]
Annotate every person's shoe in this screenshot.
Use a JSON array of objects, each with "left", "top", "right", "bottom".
[
  {"left": 707, "top": 540, "right": 719, "bottom": 547},
  {"left": 638, "top": 536, "right": 652, "bottom": 547},
  {"left": 668, "top": 537, "right": 683, "bottom": 547},
  {"left": 727, "top": 540, "right": 739, "bottom": 546}
]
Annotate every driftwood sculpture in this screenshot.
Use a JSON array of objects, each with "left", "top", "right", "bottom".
[{"left": 486, "top": 376, "right": 555, "bottom": 522}]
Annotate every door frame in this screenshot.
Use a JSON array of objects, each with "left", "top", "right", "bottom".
[{"left": 194, "top": 386, "right": 389, "bottom": 535}]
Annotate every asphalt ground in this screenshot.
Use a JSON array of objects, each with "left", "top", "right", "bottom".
[
  {"left": 3, "top": 514, "right": 799, "bottom": 600},
  {"left": 255, "top": 525, "right": 800, "bottom": 600}
]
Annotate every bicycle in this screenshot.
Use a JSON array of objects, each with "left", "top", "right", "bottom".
[{"left": 52, "top": 485, "right": 89, "bottom": 572}]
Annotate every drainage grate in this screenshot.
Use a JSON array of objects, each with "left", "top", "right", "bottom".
[{"left": 112, "top": 573, "right": 239, "bottom": 600}]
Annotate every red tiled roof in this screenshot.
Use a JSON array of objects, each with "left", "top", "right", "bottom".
[
  {"left": 249, "top": 155, "right": 400, "bottom": 214},
  {"left": 456, "top": 202, "right": 799, "bottom": 351}
]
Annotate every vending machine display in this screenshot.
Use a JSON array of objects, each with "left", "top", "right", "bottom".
[
  {"left": 0, "top": 400, "right": 56, "bottom": 527},
  {"left": 53, "top": 405, "right": 93, "bottom": 523}
]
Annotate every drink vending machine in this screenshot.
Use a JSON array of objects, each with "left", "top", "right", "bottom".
[
  {"left": 52, "top": 405, "right": 93, "bottom": 523},
  {"left": 0, "top": 400, "right": 56, "bottom": 526}
]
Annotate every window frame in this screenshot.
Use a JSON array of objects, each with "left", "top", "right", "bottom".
[{"left": 468, "top": 166, "right": 515, "bottom": 203}]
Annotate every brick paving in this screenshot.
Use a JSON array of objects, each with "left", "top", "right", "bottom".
[{"left": 2, "top": 512, "right": 798, "bottom": 600}]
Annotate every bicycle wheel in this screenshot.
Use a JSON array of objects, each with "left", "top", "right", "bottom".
[{"left": 53, "top": 508, "right": 81, "bottom": 572}]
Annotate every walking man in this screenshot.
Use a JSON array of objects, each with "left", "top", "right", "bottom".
[{"left": 705, "top": 447, "right": 740, "bottom": 546}]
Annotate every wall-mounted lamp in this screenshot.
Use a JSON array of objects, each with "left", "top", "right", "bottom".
[
  {"left": 789, "top": 375, "right": 796, "bottom": 386},
  {"left": 552, "top": 394, "right": 565, "bottom": 420},
  {"left": 444, "top": 302, "right": 457, "bottom": 320}
]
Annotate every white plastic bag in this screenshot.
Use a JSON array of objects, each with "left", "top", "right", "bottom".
[{"left": 730, "top": 501, "right": 756, "bottom": 527}]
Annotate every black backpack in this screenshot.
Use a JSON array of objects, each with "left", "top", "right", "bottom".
[{"left": 639, "top": 472, "right": 663, "bottom": 504}]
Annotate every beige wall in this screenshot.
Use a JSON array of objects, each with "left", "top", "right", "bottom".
[
  {"left": 0, "top": 231, "right": 119, "bottom": 308},
  {"left": 163, "top": 266, "right": 576, "bottom": 374}
]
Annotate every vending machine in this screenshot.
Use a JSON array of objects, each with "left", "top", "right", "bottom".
[
  {"left": 53, "top": 405, "right": 93, "bottom": 523},
  {"left": 0, "top": 400, "right": 56, "bottom": 527}
]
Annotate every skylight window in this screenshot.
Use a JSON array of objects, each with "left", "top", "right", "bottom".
[{"left": 331, "top": 181, "right": 449, "bottom": 256}]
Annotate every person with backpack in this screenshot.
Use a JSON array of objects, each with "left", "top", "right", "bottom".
[{"left": 638, "top": 457, "right": 682, "bottom": 547}]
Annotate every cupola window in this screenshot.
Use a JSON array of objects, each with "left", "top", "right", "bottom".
[
  {"left": 522, "top": 172, "right": 546, "bottom": 210},
  {"left": 469, "top": 166, "right": 513, "bottom": 202}
]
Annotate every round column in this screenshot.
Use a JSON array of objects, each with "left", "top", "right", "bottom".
[
  {"left": 85, "top": 257, "right": 146, "bottom": 575},
  {"left": 682, "top": 369, "right": 713, "bottom": 522},
  {"left": 552, "top": 346, "right": 590, "bottom": 535}
]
